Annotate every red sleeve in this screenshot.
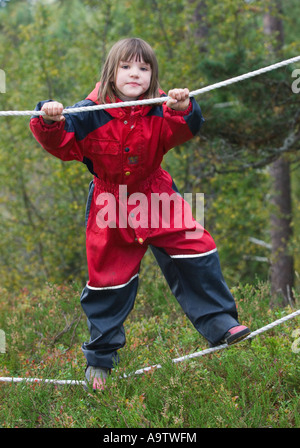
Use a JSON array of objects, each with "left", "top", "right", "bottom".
[
  {"left": 161, "top": 98, "right": 204, "bottom": 153},
  {"left": 29, "top": 101, "right": 84, "bottom": 162}
]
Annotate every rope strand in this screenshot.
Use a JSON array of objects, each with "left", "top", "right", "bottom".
[
  {"left": 0, "top": 55, "right": 299, "bottom": 117},
  {"left": 0, "top": 307, "right": 299, "bottom": 385}
]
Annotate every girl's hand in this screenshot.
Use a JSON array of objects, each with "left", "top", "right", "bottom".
[
  {"left": 41, "top": 101, "right": 65, "bottom": 123},
  {"left": 166, "top": 88, "right": 190, "bottom": 111}
]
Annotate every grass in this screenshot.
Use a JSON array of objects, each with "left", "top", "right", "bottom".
[{"left": 0, "top": 260, "right": 299, "bottom": 429}]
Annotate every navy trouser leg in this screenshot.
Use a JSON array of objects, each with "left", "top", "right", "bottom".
[
  {"left": 150, "top": 246, "right": 239, "bottom": 345},
  {"left": 80, "top": 275, "right": 138, "bottom": 369}
]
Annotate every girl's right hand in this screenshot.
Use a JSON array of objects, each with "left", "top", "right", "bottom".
[{"left": 41, "top": 101, "right": 65, "bottom": 123}]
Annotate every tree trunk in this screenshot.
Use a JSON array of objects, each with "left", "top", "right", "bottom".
[
  {"left": 264, "top": 0, "right": 295, "bottom": 306},
  {"left": 269, "top": 158, "right": 294, "bottom": 306},
  {"left": 190, "top": 0, "right": 208, "bottom": 52}
]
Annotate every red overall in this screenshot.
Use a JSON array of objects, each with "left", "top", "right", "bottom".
[{"left": 30, "top": 85, "right": 240, "bottom": 368}]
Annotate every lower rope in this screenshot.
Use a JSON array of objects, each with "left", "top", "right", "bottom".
[{"left": 0, "top": 308, "right": 299, "bottom": 385}]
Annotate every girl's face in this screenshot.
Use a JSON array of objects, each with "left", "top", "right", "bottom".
[{"left": 115, "top": 56, "right": 152, "bottom": 101}]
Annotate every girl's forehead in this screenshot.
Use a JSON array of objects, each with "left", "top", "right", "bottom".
[
  {"left": 119, "top": 56, "right": 150, "bottom": 65},
  {"left": 119, "top": 50, "right": 151, "bottom": 65}
]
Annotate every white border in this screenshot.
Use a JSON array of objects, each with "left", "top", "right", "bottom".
[
  {"left": 169, "top": 248, "right": 217, "bottom": 259},
  {"left": 86, "top": 273, "right": 139, "bottom": 291}
]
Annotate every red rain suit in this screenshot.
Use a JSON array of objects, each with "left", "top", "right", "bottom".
[{"left": 30, "top": 85, "right": 239, "bottom": 367}]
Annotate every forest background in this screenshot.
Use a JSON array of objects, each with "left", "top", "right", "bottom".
[{"left": 1, "top": 0, "right": 300, "bottom": 307}]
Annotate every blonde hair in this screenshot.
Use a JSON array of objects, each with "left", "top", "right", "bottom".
[{"left": 98, "top": 38, "right": 160, "bottom": 104}]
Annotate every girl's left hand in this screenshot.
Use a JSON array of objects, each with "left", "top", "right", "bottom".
[{"left": 166, "top": 88, "right": 190, "bottom": 111}]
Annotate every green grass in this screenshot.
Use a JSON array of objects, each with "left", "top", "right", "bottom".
[{"left": 0, "top": 263, "right": 299, "bottom": 428}]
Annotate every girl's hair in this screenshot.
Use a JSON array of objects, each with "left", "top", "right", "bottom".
[{"left": 98, "top": 38, "right": 160, "bottom": 104}]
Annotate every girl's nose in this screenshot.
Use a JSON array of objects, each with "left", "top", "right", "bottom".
[{"left": 130, "top": 67, "right": 139, "bottom": 77}]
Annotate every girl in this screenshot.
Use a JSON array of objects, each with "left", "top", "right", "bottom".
[{"left": 30, "top": 38, "right": 250, "bottom": 390}]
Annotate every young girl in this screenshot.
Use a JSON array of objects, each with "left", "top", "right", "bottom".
[{"left": 30, "top": 38, "right": 250, "bottom": 390}]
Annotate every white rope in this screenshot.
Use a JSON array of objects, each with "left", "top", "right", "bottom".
[
  {"left": 0, "top": 308, "right": 299, "bottom": 385},
  {"left": 0, "top": 377, "right": 85, "bottom": 385},
  {"left": 189, "top": 55, "right": 300, "bottom": 97},
  {"left": 0, "top": 55, "right": 299, "bottom": 117},
  {"left": 129, "top": 308, "right": 300, "bottom": 375}
]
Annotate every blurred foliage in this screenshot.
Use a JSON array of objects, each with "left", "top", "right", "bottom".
[
  {"left": 0, "top": 0, "right": 299, "bottom": 291},
  {"left": 0, "top": 279, "right": 299, "bottom": 428}
]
